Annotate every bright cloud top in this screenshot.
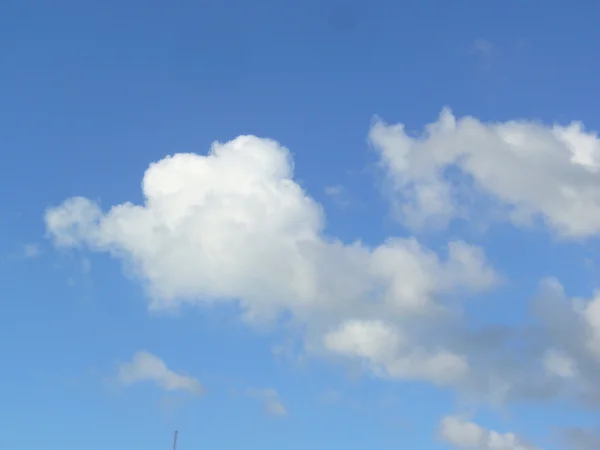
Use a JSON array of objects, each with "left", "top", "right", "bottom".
[
  {"left": 117, "top": 351, "right": 204, "bottom": 395},
  {"left": 45, "top": 134, "right": 498, "bottom": 390},
  {"left": 534, "top": 279, "right": 600, "bottom": 407},
  {"left": 323, "top": 319, "right": 467, "bottom": 386},
  {"left": 370, "top": 108, "right": 600, "bottom": 236},
  {"left": 44, "top": 136, "right": 496, "bottom": 318},
  {"left": 43, "top": 112, "right": 600, "bottom": 446},
  {"left": 439, "top": 415, "right": 539, "bottom": 450}
]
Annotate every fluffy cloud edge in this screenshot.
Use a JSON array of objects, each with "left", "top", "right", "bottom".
[
  {"left": 369, "top": 108, "right": 600, "bottom": 238},
  {"left": 42, "top": 114, "right": 600, "bottom": 414},
  {"left": 44, "top": 134, "right": 500, "bottom": 394}
]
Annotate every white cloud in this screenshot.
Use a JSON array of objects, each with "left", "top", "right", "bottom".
[
  {"left": 439, "top": 278, "right": 600, "bottom": 408},
  {"left": 246, "top": 388, "right": 287, "bottom": 416},
  {"left": 370, "top": 108, "right": 600, "bottom": 237},
  {"left": 45, "top": 135, "right": 498, "bottom": 389},
  {"left": 439, "top": 415, "right": 539, "bottom": 450},
  {"left": 533, "top": 279, "right": 600, "bottom": 406},
  {"left": 542, "top": 349, "right": 577, "bottom": 379},
  {"left": 323, "top": 319, "right": 468, "bottom": 386},
  {"left": 579, "top": 292, "right": 600, "bottom": 356},
  {"left": 117, "top": 351, "right": 203, "bottom": 395}
]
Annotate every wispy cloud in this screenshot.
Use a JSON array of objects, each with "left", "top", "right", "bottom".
[
  {"left": 318, "top": 389, "right": 342, "bottom": 405},
  {"left": 439, "top": 415, "right": 538, "bottom": 449},
  {"left": 324, "top": 184, "right": 353, "bottom": 208},
  {"left": 246, "top": 388, "right": 287, "bottom": 416},
  {"left": 324, "top": 184, "right": 344, "bottom": 197},
  {"left": 117, "top": 351, "right": 204, "bottom": 395},
  {"left": 471, "top": 38, "right": 494, "bottom": 69},
  {"left": 23, "top": 243, "right": 40, "bottom": 258}
]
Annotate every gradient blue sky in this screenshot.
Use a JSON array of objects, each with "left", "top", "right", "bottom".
[{"left": 3, "top": 1, "right": 600, "bottom": 449}]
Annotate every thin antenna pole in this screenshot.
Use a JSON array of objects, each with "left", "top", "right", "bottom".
[{"left": 173, "top": 430, "right": 178, "bottom": 450}]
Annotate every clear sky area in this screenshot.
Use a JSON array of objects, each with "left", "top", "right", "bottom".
[{"left": 2, "top": 1, "right": 600, "bottom": 449}]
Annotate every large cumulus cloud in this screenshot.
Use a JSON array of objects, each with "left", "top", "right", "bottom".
[
  {"left": 45, "top": 110, "right": 600, "bottom": 447},
  {"left": 45, "top": 134, "right": 498, "bottom": 389}
]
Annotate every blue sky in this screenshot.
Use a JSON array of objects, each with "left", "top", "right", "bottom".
[{"left": 3, "top": 1, "right": 600, "bottom": 449}]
